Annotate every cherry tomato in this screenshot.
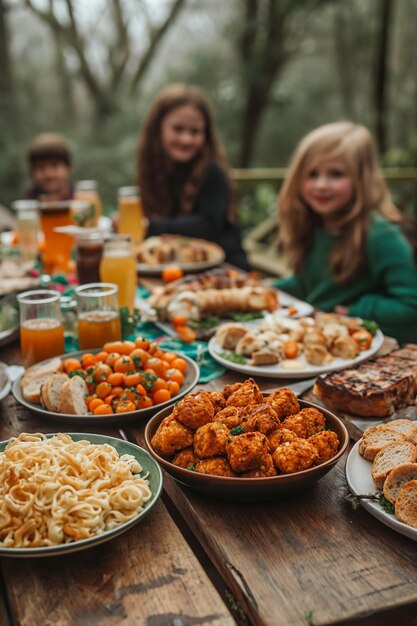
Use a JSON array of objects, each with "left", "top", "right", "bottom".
[
  {"left": 283, "top": 341, "right": 299, "bottom": 359},
  {"left": 114, "top": 356, "right": 135, "bottom": 374},
  {"left": 124, "top": 372, "right": 142, "bottom": 387},
  {"left": 167, "top": 380, "right": 180, "bottom": 396},
  {"left": 107, "top": 372, "right": 124, "bottom": 387},
  {"left": 162, "top": 265, "right": 184, "bottom": 283},
  {"left": 89, "top": 398, "right": 104, "bottom": 411},
  {"left": 96, "top": 381, "right": 112, "bottom": 398},
  {"left": 116, "top": 401, "right": 136, "bottom": 413},
  {"left": 62, "top": 358, "right": 82, "bottom": 373},
  {"left": 94, "top": 403, "right": 113, "bottom": 415},
  {"left": 166, "top": 368, "right": 185, "bottom": 385},
  {"left": 153, "top": 389, "right": 171, "bottom": 404},
  {"left": 171, "top": 357, "right": 187, "bottom": 373},
  {"left": 81, "top": 353, "right": 96, "bottom": 368}
]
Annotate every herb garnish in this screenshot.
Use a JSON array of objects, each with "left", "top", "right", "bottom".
[
  {"left": 68, "top": 370, "right": 86, "bottom": 380},
  {"left": 345, "top": 492, "right": 394, "bottom": 515},
  {"left": 361, "top": 319, "right": 379, "bottom": 336},
  {"left": 119, "top": 307, "right": 142, "bottom": 338},
  {"left": 188, "top": 315, "right": 220, "bottom": 331},
  {"left": 219, "top": 352, "right": 248, "bottom": 365},
  {"left": 230, "top": 311, "right": 263, "bottom": 322},
  {"left": 379, "top": 494, "right": 395, "bottom": 514},
  {"left": 230, "top": 425, "right": 244, "bottom": 436},
  {"left": 186, "top": 464, "right": 196, "bottom": 472}
]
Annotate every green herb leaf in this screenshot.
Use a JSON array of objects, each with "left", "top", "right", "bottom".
[
  {"left": 230, "top": 425, "right": 244, "bottom": 436},
  {"left": 68, "top": 370, "right": 86, "bottom": 379},
  {"left": 186, "top": 464, "right": 196, "bottom": 472},
  {"left": 379, "top": 494, "right": 395, "bottom": 514},
  {"left": 219, "top": 351, "right": 248, "bottom": 365},
  {"left": 361, "top": 319, "right": 379, "bottom": 336},
  {"left": 119, "top": 306, "right": 142, "bottom": 339},
  {"left": 230, "top": 311, "right": 263, "bottom": 322},
  {"left": 188, "top": 316, "right": 220, "bottom": 331}
]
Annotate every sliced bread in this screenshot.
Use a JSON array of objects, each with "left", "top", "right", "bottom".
[
  {"left": 359, "top": 425, "right": 407, "bottom": 461},
  {"left": 395, "top": 480, "right": 417, "bottom": 528},
  {"left": 383, "top": 463, "right": 417, "bottom": 504},
  {"left": 40, "top": 372, "right": 70, "bottom": 412},
  {"left": 384, "top": 419, "right": 417, "bottom": 444},
  {"left": 58, "top": 376, "right": 88, "bottom": 415},
  {"left": 372, "top": 442, "right": 417, "bottom": 489},
  {"left": 21, "top": 357, "right": 63, "bottom": 404}
]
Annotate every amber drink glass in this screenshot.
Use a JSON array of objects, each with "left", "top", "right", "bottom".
[{"left": 76, "top": 283, "right": 121, "bottom": 350}]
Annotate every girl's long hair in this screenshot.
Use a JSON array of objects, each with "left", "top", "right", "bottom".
[
  {"left": 278, "top": 121, "right": 400, "bottom": 283},
  {"left": 137, "top": 84, "right": 236, "bottom": 222}
]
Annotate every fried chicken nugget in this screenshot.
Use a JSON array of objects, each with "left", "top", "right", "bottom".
[
  {"left": 242, "top": 454, "right": 277, "bottom": 477},
  {"left": 283, "top": 407, "right": 326, "bottom": 438},
  {"left": 223, "top": 381, "right": 245, "bottom": 399},
  {"left": 267, "top": 427, "right": 299, "bottom": 453},
  {"left": 194, "top": 422, "right": 230, "bottom": 458},
  {"left": 265, "top": 388, "right": 300, "bottom": 419},
  {"left": 204, "top": 391, "right": 226, "bottom": 413},
  {"left": 173, "top": 391, "right": 214, "bottom": 429},
  {"left": 226, "top": 378, "right": 264, "bottom": 408},
  {"left": 308, "top": 430, "right": 339, "bottom": 463},
  {"left": 226, "top": 431, "right": 269, "bottom": 473},
  {"left": 213, "top": 406, "right": 243, "bottom": 430},
  {"left": 242, "top": 403, "right": 280, "bottom": 435},
  {"left": 152, "top": 415, "right": 194, "bottom": 458},
  {"left": 172, "top": 447, "right": 201, "bottom": 469},
  {"left": 196, "top": 458, "right": 236, "bottom": 477},
  {"left": 273, "top": 440, "right": 319, "bottom": 474}
]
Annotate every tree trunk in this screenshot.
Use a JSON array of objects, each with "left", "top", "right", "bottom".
[
  {"left": 0, "top": 0, "right": 19, "bottom": 133},
  {"left": 374, "top": 0, "right": 393, "bottom": 154}
]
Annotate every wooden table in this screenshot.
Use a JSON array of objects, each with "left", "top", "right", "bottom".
[{"left": 2, "top": 326, "right": 417, "bottom": 625}]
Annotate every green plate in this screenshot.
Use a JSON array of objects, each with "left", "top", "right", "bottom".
[{"left": 0, "top": 433, "right": 163, "bottom": 557}]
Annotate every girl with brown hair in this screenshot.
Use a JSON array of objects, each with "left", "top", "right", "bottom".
[
  {"left": 274, "top": 121, "right": 417, "bottom": 342},
  {"left": 137, "top": 84, "right": 249, "bottom": 269}
]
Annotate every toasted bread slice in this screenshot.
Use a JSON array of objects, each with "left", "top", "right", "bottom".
[
  {"left": 359, "top": 425, "right": 407, "bottom": 461},
  {"left": 384, "top": 419, "right": 417, "bottom": 444},
  {"left": 21, "top": 357, "right": 63, "bottom": 404},
  {"left": 58, "top": 376, "right": 88, "bottom": 415},
  {"left": 372, "top": 442, "right": 417, "bottom": 489},
  {"left": 383, "top": 463, "right": 417, "bottom": 504},
  {"left": 40, "top": 372, "right": 69, "bottom": 412},
  {"left": 395, "top": 480, "right": 417, "bottom": 528}
]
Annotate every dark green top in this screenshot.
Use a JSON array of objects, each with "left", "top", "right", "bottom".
[{"left": 274, "top": 214, "right": 417, "bottom": 343}]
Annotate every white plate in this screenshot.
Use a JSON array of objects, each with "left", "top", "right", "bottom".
[
  {"left": 13, "top": 350, "right": 199, "bottom": 424},
  {"left": 0, "top": 433, "right": 163, "bottom": 557},
  {"left": 345, "top": 440, "right": 417, "bottom": 541},
  {"left": 136, "top": 237, "right": 225, "bottom": 276},
  {"left": 208, "top": 329, "right": 384, "bottom": 379},
  {"left": 278, "top": 291, "right": 314, "bottom": 318}
]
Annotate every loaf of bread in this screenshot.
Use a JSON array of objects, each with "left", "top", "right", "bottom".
[
  {"left": 40, "top": 372, "right": 70, "bottom": 412},
  {"left": 383, "top": 463, "right": 417, "bottom": 504},
  {"left": 314, "top": 344, "right": 417, "bottom": 417},
  {"left": 371, "top": 442, "right": 417, "bottom": 489}
]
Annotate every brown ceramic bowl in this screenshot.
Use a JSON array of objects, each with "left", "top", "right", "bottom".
[{"left": 144, "top": 398, "right": 349, "bottom": 501}]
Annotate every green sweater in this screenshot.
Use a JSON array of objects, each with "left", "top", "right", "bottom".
[{"left": 274, "top": 214, "right": 417, "bottom": 343}]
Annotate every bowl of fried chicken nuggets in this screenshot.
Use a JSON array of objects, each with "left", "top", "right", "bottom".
[{"left": 145, "top": 378, "right": 349, "bottom": 500}]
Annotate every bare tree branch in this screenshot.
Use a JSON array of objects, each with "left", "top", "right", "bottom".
[{"left": 129, "top": 0, "right": 187, "bottom": 95}]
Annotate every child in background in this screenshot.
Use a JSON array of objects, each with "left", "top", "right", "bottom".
[
  {"left": 136, "top": 84, "right": 249, "bottom": 269},
  {"left": 23, "top": 133, "right": 73, "bottom": 201},
  {"left": 274, "top": 121, "right": 417, "bottom": 343}
]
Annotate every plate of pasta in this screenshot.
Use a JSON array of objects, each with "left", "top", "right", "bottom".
[{"left": 0, "top": 432, "right": 163, "bottom": 557}]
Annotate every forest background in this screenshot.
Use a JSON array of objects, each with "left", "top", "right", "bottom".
[{"left": 1, "top": 0, "right": 417, "bottom": 233}]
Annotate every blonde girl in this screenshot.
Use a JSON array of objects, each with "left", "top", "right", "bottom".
[
  {"left": 136, "top": 84, "right": 249, "bottom": 269},
  {"left": 275, "top": 122, "right": 417, "bottom": 342}
]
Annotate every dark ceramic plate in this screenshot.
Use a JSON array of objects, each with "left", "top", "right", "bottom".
[
  {"left": 13, "top": 350, "right": 199, "bottom": 424},
  {"left": 144, "top": 397, "right": 349, "bottom": 501}
]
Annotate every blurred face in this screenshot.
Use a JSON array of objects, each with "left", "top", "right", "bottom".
[
  {"left": 31, "top": 159, "right": 71, "bottom": 196},
  {"left": 301, "top": 157, "right": 354, "bottom": 223},
  {"left": 161, "top": 105, "right": 206, "bottom": 163}
]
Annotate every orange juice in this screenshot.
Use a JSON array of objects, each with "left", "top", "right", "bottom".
[
  {"left": 78, "top": 311, "right": 121, "bottom": 350},
  {"left": 118, "top": 189, "right": 145, "bottom": 242},
  {"left": 40, "top": 204, "right": 74, "bottom": 274},
  {"left": 20, "top": 318, "right": 65, "bottom": 367},
  {"left": 100, "top": 243, "right": 137, "bottom": 311}
]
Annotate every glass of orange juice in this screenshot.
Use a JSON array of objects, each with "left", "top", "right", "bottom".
[
  {"left": 17, "top": 290, "right": 65, "bottom": 367},
  {"left": 99, "top": 235, "right": 137, "bottom": 312},
  {"left": 75, "top": 283, "right": 121, "bottom": 350},
  {"left": 118, "top": 186, "right": 145, "bottom": 242},
  {"left": 39, "top": 200, "right": 75, "bottom": 274},
  {"left": 74, "top": 180, "right": 102, "bottom": 227}
]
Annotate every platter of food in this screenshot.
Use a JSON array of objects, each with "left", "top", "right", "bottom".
[
  {"left": 145, "top": 378, "right": 349, "bottom": 501},
  {"left": 0, "top": 258, "right": 39, "bottom": 297},
  {"left": 208, "top": 313, "right": 384, "bottom": 379},
  {"left": 136, "top": 235, "right": 225, "bottom": 275},
  {"left": 0, "top": 432, "right": 162, "bottom": 557},
  {"left": 12, "top": 339, "right": 199, "bottom": 423},
  {"left": 346, "top": 419, "right": 417, "bottom": 541},
  {"left": 0, "top": 295, "right": 19, "bottom": 348}
]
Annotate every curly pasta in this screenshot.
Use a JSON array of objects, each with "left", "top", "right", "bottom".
[{"left": 0, "top": 433, "right": 152, "bottom": 548}]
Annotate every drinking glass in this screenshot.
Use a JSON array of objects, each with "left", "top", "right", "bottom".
[
  {"left": 74, "top": 180, "right": 102, "bottom": 227},
  {"left": 118, "top": 186, "right": 145, "bottom": 242},
  {"left": 99, "top": 235, "right": 137, "bottom": 312},
  {"left": 75, "top": 283, "right": 121, "bottom": 350},
  {"left": 75, "top": 231, "right": 103, "bottom": 285},
  {"left": 17, "top": 290, "right": 65, "bottom": 367},
  {"left": 11, "top": 200, "right": 40, "bottom": 261},
  {"left": 39, "top": 200, "right": 74, "bottom": 274}
]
